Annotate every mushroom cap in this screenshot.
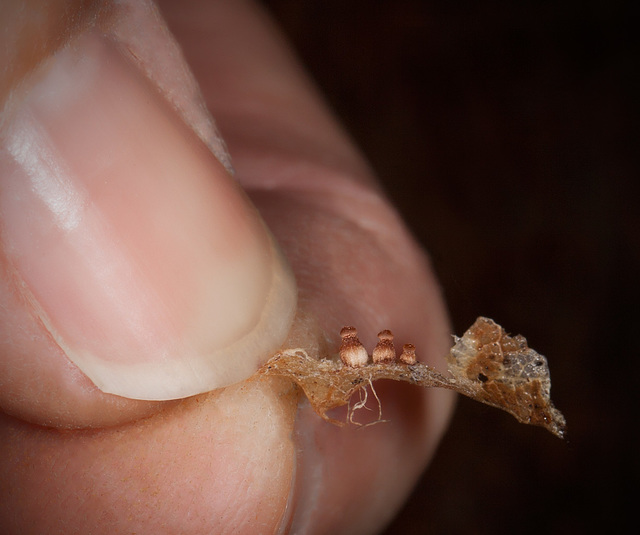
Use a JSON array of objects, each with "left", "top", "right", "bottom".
[
  {"left": 377, "top": 329, "right": 394, "bottom": 341},
  {"left": 340, "top": 326, "right": 358, "bottom": 338}
]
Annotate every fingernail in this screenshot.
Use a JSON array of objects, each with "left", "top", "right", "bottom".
[{"left": 0, "top": 32, "right": 296, "bottom": 400}]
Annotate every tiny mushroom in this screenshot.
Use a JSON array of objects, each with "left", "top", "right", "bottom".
[
  {"left": 339, "top": 326, "right": 369, "bottom": 367},
  {"left": 399, "top": 343, "right": 417, "bottom": 365},
  {"left": 372, "top": 329, "right": 396, "bottom": 364}
]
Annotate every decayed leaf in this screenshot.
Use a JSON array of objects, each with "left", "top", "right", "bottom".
[{"left": 258, "top": 317, "right": 566, "bottom": 438}]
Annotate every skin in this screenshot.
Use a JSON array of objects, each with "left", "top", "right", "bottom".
[{"left": 0, "top": 1, "right": 455, "bottom": 533}]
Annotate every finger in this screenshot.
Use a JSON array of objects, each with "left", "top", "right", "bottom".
[
  {"left": 0, "top": 377, "right": 299, "bottom": 534},
  {"left": 0, "top": 0, "right": 296, "bottom": 427},
  {"left": 158, "top": 0, "right": 377, "bottom": 191},
  {"left": 1, "top": 4, "right": 300, "bottom": 532},
  {"left": 158, "top": 1, "right": 455, "bottom": 532}
]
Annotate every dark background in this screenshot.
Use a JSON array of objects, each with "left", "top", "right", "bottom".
[{"left": 263, "top": 1, "right": 636, "bottom": 533}]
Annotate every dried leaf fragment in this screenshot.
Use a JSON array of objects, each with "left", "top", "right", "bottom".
[
  {"left": 258, "top": 317, "right": 566, "bottom": 438},
  {"left": 260, "top": 349, "right": 452, "bottom": 425},
  {"left": 447, "top": 317, "right": 566, "bottom": 438}
]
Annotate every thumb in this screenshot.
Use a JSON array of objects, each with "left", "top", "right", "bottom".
[{"left": 0, "top": 7, "right": 296, "bottom": 427}]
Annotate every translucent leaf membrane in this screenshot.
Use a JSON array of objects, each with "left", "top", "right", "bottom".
[{"left": 259, "top": 317, "right": 566, "bottom": 438}]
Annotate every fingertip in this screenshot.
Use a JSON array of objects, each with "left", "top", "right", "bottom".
[{"left": 0, "top": 28, "right": 296, "bottom": 426}]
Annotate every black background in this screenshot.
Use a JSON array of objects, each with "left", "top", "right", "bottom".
[{"left": 263, "top": 1, "right": 636, "bottom": 533}]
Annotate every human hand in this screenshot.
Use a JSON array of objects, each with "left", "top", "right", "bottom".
[{"left": 0, "top": 1, "right": 455, "bottom": 533}]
